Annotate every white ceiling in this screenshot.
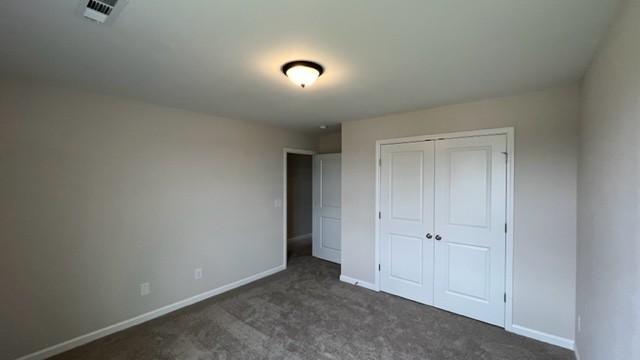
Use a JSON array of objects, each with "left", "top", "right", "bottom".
[{"left": 0, "top": 0, "right": 619, "bottom": 132}]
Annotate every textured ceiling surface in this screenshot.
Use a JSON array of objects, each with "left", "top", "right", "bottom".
[{"left": 0, "top": 0, "right": 620, "bottom": 131}]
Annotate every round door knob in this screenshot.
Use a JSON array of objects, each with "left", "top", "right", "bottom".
[
  {"left": 435, "top": 235, "right": 442, "bottom": 241},
  {"left": 426, "top": 233, "right": 433, "bottom": 239}
]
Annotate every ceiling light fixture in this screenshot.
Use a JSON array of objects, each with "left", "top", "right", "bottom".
[{"left": 281, "top": 60, "right": 324, "bottom": 88}]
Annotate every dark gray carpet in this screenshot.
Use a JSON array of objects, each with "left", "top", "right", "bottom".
[
  {"left": 53, "top": 256, "right": 574, "bottom": 360},
  {"left": 287, "top": 235, "right": 312, "bottom": 260}
]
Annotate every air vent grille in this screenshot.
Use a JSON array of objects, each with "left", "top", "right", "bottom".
[
  {"left": 87, "top": 0, "right": 114, "bottom": 15},
  {"left": 83, "top": 0, "right": 119, "bottom": 23}
]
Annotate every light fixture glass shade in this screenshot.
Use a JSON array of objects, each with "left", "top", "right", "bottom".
[
  {"left": 282, "top": 61, "right": 324, "bottom": 88},
  {"left": 285, "top": 65, "right": 320, "bottom": 88}
]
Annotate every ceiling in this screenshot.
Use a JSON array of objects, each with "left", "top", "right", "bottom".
[{"left": 0, "top": 0, "right": 619, "bottom": 132}]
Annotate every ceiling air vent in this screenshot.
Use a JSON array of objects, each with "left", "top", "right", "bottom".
[{"left": 83, "top": 0, "right": 118, "bottom": 23}]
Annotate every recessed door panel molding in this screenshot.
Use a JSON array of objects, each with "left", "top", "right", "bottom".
[
  {"left": 313, "top": 153, "right": 342, "bottom": 263},
  {"left": 434, "top": 135, "right": 507, "bottom": 326},
  {"left": 448, "top": 147, "right": 491, "bottom": 228},
  {"left": 390, "top": 151, "right": 424, "bottom": 222},
  {"left": 380, "top": 141, "right": 435, "bottom": 305},
  {"left": 446, "top": 242, "right": 490, "bottom": 302},
  {"left": 320, "top": 157, "right": 341, "bottom": 208},
  {"left": 320, "top": 216, "right": 341, "bottom": 251},
  {"left": 389, "top": 234, "right": 423, "bottom": 284}
]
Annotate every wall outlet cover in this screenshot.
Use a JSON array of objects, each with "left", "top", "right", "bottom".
[
  {"left": 140, "top": 282, "right": 150, "bottom": 296},
  {"left": 194, "top": 268, "right": 203, "bottom": 280},
  {"left": 577, "top": 315, "right": 582, "bottom": 332}
]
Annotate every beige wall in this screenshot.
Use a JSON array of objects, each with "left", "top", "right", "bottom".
[
  {"left": 341, "top": 86, "right": 579, "bottom": 341},
  {"left": 287, "top": 154, "right": 312, "bottom": 238},
  {"left": 316, "top": 131, "right": 342, "bottom": 154},
  {"left": 577, "top": 0, "right": 640, "bottom": 359},
  {"left": 0, "top": 79, "right": 314, "bottom": 359}
]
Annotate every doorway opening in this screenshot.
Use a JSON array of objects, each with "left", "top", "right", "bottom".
[
  {"left": 282, "top": 147, "right": 343, "bottom": 268},
  {"left": 285, "top": 151, "right": 314, "bottom": 262}
]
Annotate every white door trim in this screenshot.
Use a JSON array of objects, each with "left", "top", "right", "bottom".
[
  {"left": 283, "top": 148, "right": 316, "bottom": 269},
  {"left": 374, "top": 127, "right": 515, "bottom": 331}
]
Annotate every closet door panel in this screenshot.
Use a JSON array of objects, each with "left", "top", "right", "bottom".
[
  {"left": 433, "top": 135, "right": 507, "bottom": 326},
  {"left": 380, "top": 141, "right": 435, "bottom": 305}
]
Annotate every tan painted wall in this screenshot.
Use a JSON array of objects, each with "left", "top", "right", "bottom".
[
  {"left": 341, "top": 86, "right": 579, "bottom": 341},
  {"left": 0, "top": 79, "right": 314, "bottom": 359},
  {"left": 316, "top": 131, "right": 342, "bottom": 154},
  {"left": 577, "top": 0, "right": 640, "bottom": 358}
]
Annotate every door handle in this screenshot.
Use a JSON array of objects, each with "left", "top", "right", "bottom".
[
  {"left": 435, "top": 235, "right": 442, "bottom": 241},
  {"left": 426, "top": 233, "right": 433, "bottom": 239}
]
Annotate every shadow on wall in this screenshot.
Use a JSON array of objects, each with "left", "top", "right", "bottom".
[{"left": 316, "top": 130, "right": 341, "bottom": 154}]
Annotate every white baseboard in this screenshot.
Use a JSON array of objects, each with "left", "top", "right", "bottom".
[
  {"left": 287, "top": 233, "right": 311, "bottom": 241},
  {"left": 339, "top": 274, "right": 379, "bottom": 292},
  {"left": 17, "top": 264, "right": 286, "bottom": 360},
  {"left": 510, "top": 324, "right": 575, "bottom": 350}
]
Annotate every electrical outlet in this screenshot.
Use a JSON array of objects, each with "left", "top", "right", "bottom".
[
  {"left": 140, "top": 282, "right": 150, "bottom": 296},
  {"left": 577, "top": 315, "right": 582, "bottom": 333},
  {"left": 194, "top": 268, "right": 203, "bottom": 280},
  {"left": 274, "top": 199, "right": 282, "bottom": 208}
]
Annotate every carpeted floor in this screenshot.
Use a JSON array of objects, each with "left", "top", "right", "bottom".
[
  {"left": 53, "top": 255, "right": 574, "bottom": 360},
  {"left": 287, "top": 235, "right": 312, "bottom": 259}
]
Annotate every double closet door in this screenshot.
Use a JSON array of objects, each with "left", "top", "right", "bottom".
[{"left": 380, "top": 134, "right": 507, "bottom": 326}]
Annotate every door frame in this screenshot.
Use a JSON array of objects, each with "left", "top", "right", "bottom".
[
  {"left": 282, "top": 148, "right": 316, "bottom": 269},
  {"left": 374, "top": 127, "right": 515, "bottom": 330}
]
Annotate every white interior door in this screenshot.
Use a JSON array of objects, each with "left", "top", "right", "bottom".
[
  {"left": 433, "top": 135, "right": 507, "bottom": 326},
  {"left": 312, "top": 153, "right": 341, "bottom": 263},
  {"left": 380, "top": 142, "right": 435, "bottom": 305}
]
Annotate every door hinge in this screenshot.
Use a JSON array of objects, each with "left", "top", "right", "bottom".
[
  {"left": 504, "top": 293, "right": 507, "bottom": 303},
  {"left": 505, "top": 223, "right": 507, "bottom": 233},
  {"left": 379, "top": 158, "right": 382, "bottom": 167},
  {"left": 378, "top": 264, "right": 381, "bottom": 271},
  {"left": 378, "top": 211, "right": 382, "bottom": 219}
]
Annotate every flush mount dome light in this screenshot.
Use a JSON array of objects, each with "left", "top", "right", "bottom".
[{"left": 281, "top": 60, "right": 324, "bottom": 88}]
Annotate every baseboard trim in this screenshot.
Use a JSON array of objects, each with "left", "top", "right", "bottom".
[
  {"left": 16, "top": 264, "right": 286, "bottom": 360},
  {"left": 339, "top": 274, "right": 379, "bottom": 292},
  {"left": 287, "top": 233, "right": 311, "bottom": 241},
  {"left": 510, "top": 324, "right": 575, "bottom": 350}
]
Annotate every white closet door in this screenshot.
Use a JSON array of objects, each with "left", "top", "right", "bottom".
[
  {"left": 433, "top": 135, "right": 507, "bottom": 326},
  {"left": 380, "top": 142, "right": 435, "bottom": 305},
  {"left": 312, "top": 153, "right": 342, "bottom": 263}
]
